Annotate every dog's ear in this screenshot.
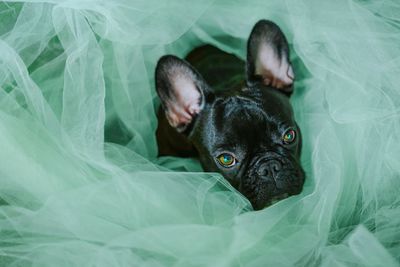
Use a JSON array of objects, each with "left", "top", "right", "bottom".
[
  {"left": 155, "top": 55, "right": 210, "bottom": 133},
  {"left": 246, "top": 20, "right": 294, "bottom": 93}
]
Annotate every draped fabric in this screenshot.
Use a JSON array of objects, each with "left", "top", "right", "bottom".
[{"left": 0, "top": 1, "right": 399, "bottom": 266}]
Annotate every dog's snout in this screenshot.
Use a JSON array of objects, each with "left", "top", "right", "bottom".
[{"left": 257, "top": 160, "right": 282, "bottom": 178}]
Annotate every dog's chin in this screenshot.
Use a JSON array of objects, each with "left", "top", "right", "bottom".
[{"left": 251, "top": 189, "right": 302, "bottom": 210}]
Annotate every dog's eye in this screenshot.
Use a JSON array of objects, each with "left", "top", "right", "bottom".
[
  {"left": 282, "top": 129, "right": 296, "bottom": 144},
  {"left": 216, "top": 153, "right": 237, "bottom": 168}
]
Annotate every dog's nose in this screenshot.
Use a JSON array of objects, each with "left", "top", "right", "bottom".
[{"left": 258, "top": 160, "right": 282, "bottom": 178}]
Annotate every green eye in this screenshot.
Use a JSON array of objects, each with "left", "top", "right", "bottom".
[
  {"left": 283, "top": 129, "right": 296, "bottom": 144},
  {"left": 216, "top": 153, "right": 237, "bottom": 168}
]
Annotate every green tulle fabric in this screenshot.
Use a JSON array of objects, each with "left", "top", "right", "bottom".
[{"left": 0, "top": 1, "right": 399, "bottom": 266}]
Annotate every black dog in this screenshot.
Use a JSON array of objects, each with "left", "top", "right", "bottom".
[{"left": 155, "top": 20, "right": 305, "bottom": 210}]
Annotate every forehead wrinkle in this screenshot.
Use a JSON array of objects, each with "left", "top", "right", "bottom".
[
  {"left": 219, "top": 95, "right": 265, "bottom": 120},
  {"left": 212, "top": 94, "right": 289, "bottom": 142}
]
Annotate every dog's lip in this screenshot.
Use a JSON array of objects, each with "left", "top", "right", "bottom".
[
  {"left": 246, "top": 193, "right": 290, "bottom": 210},
  {"left": 243, "top": 177, "right": 305, "bottom": 209},
  {"left": 251, "top": 193, "right": 290, "bottom": 210}
]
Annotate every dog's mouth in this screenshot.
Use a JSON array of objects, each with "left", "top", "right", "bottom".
[{"left": 246, "top": 187, "right": 302, "bottom": 210}]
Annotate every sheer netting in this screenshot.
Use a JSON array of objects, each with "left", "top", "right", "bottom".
[{"left": 0, "top": 1, "right": 399, "bottom": 266}]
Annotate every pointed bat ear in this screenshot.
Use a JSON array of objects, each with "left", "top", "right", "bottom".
[
  {"left": 155, "top": 55, "right": 210, "bottom": 133},
  {"left": 246, "top": 20, "right": 294, "bottom": 93}
]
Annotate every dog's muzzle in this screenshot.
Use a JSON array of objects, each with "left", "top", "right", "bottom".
[{"left": 240, "top": 152, "right": 305, "bottom": 210}]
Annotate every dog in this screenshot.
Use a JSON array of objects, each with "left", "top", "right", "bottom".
[{"left": 155, "top": 20, "right": 305, "bottom": 210}]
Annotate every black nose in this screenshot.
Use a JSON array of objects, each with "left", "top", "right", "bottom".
[{"left": 258, "top": 160, "right": 282, "bottom": 178}]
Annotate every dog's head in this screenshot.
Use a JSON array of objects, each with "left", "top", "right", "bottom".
[{"left": 155, "top": 20, "right": 305, "bottom": 210}]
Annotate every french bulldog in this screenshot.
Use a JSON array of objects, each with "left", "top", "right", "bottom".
[{"left": 155, "top": 20, "right": 305, "bottom": 210}]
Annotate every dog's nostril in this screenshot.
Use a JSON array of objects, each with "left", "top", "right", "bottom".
[
  {"left": 270, "top": 160, "right": 282, "bottom": 173},
  {"left": 257, "top": 164, "right": 269, "bottom": 177},
  {"left": 258, "top": 160, "right": 282, "bottom": 178}
]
